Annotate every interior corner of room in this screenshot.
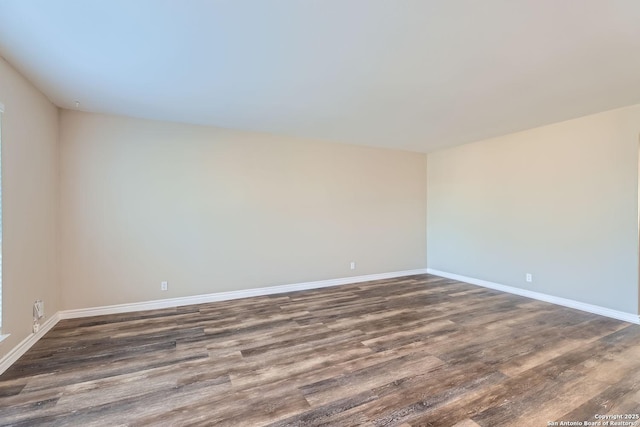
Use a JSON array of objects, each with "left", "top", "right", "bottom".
[
  {"left": 0, "top": 51, "right": 640, "bottom": 370},
  {"left": 2, "top": 46, "right": 640, "bottom": 370},
  {"left": 2, "top": 2, "right": 640, "bottom": 423}
]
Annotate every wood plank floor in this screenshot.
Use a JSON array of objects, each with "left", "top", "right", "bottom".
[{"left": 1, "top": 274, "right": 640, "bottom": 426}]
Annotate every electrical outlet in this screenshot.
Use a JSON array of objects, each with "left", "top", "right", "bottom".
[
  {"left": 33, "top": 300, "right": 45, "bottom": 319},
  {"left": 350, "top": 261, "right": 356, "bottom": 270},
  {"left": 526, "top": 273, "right": 533, "bottom": 283},
  {"left": 161, "top": 281, "right": 168, "bottom": 291},
  {"left": 33, "top": 323, "right": 40, "bottom": 333}
]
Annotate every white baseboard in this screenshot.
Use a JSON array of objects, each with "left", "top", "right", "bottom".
[
  {"left": 426, "top": 268, "right": 640, "bottom": 324},
  {"left": 0, "top": 269, "right": 427, "bottom": 375},
  {"left": 3, "top": 267, "right": 634, "bottom": 377},
  {"left": 0, "top": 312, "right": 61, "bottom": 375},
  {"left": 59, "top": 269, "right": 429, "bottom": 319}
]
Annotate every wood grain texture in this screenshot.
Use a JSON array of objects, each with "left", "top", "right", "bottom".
[{"left": 1, "top": 274, "right": 639, "bottom": 426}]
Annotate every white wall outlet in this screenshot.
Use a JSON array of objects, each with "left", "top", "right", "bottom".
[
  {"left": 161, "top": 281, "right": 168, "bottom": 291},
  {"left": 350, "top": 261, "right": 356, "bottom": 270},
  {"left": 526, "top": 273, "right": 533, "bottom": 283},
  {"left": 33, "top": 300, "right": 45, "bottom": 319},
  {"left": 33, "top": 323, "right": 40, "bottom": 333}
]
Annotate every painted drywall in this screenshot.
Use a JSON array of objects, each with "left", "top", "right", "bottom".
[
  {"left": 0, "top": 57, "right": 60, "bottom": 360},
  {"left": 428, "top": 104, "right": 640, "bottom": 314},
  {"left": 59, "top": 111, "right": 427, "bottom": 310}
]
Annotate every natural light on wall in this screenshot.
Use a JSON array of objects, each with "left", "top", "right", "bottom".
[{"left": 0, "top": 102, "right": 4, "bottom": 338}]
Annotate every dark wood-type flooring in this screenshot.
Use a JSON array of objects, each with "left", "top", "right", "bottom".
[{"left": 1, "top": 274, "right": 640, "bottom": 426}]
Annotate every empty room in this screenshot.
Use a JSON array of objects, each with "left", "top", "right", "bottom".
[{"left": 1, "top": 1, "right": 640, "bottom": 426}]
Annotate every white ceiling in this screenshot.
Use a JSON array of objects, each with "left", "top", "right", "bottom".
[{"left": 1, "top": 1, "right": 639, "bottom": 153}]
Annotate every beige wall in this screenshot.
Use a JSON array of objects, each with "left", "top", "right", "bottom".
[
  {"left": 3, "top": 50, "right": 638, "bottom": 364},
  {"left": 427, "top": 104, "right": 640, "bottom": 314},
  {"left": 59, "top": 111, "right": 427, "bottom": 309},
  {"left": 0, "top": 57, "right": 60, "bottom": 359}
]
